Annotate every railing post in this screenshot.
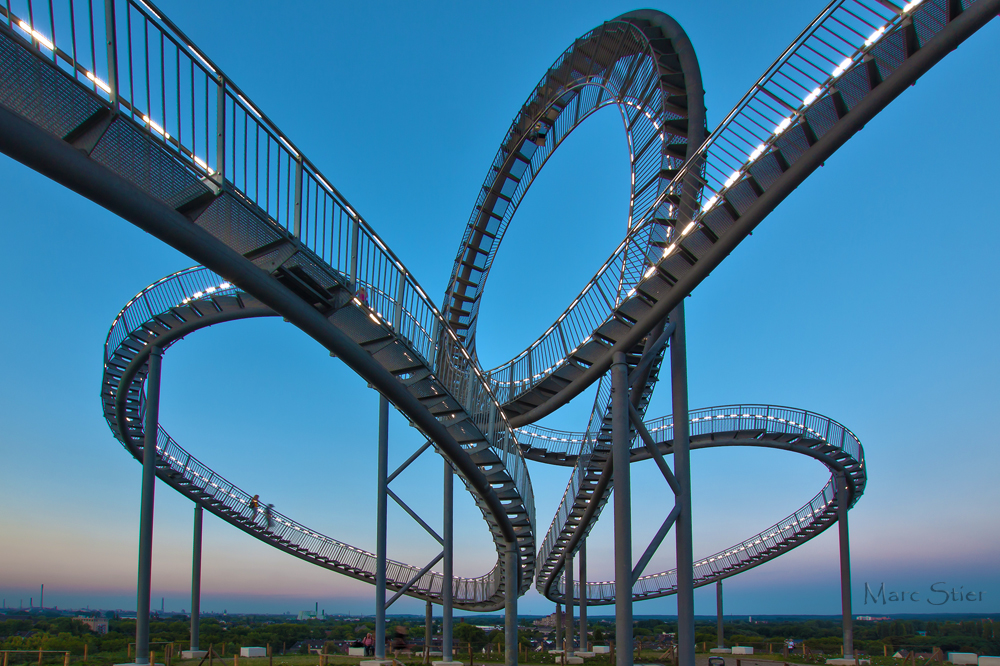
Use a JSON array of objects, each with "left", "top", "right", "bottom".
[
  {"left": 393, "top": 269, "right": 405, "bottom": 331},
  {"left": 215, "top": 75, "right": 225, "bottom": 179},
  {"left": 349, "top": 214, "right": 360, "bottom": 290},
  {"left": 103, "top": 0, "right": 118, "bottom": 106},
  {"left": 135, "top": 346, "right": 163, "bottom": 666},
  {"left": 293, "top": 158, "right": 303, "bottom": 239}
]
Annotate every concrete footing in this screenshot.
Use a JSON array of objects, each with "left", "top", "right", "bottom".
[
  {"left": 181, "top": 652, "right": 208, "bottom": 660},
  {"left": 360, "top": 660, "right": 394, "bottom": 666},
  {"left": 826, "top": 659, "right": 870, "bottom": 665}
]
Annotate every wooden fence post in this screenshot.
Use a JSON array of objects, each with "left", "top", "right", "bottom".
[{"left": 268, "top": 645, "right": 272, "bottom": 666}]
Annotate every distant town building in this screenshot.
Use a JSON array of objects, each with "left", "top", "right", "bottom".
[
  {"left": 297, "top": 610, "right": 326, "bottom": 621},
  {"left": 533, "top": 613, "right": 557, "bottom": 627},
  {"left": 75, "top": 616, "right": 109, "bottom": 634}
]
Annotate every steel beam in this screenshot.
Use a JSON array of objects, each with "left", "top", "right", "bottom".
[
  {"left": 507, "top": 0, "right": 1000, "bottom": 430},
  {"left": 611, "top": 350, "right": 632, "bottom": 666},
  {"left": 716, "top": 581, "right": 723, "bottom": 649},
  {"left": 671, "top": 303, "right": 694, "bottom": 666},
  {"left": 442, "top": 461, "right": 453, "bottom": 661},
  {"left": 375, "top": 395, "right": 389, "bottom": 659},
  {"left": 505, "top": 541, "right": 518, "bottom": 666},
  {"left": 191, "top": 504, "right": 202, "bottom": 652},
  {"left": 386, "top": 552, "right": 444, "bottom": 609},
  {"left": 579, "top": 542, "right": 587, "bottom": 652},
  {"left": 135, "top": 346, "right": 162, "bottom": 666},
  {"left": 555, "top": 603, "right": 562, "bottom": 651},
  {"left": 837, "top": 473, "right": 854, "bottom": 658},
  {"left": 426, "top": 600, "right": 433, "bottom": 663},
  {"left": 0, "top": 103, "right": 521, "bottom": 553},
  {"left": 566, "top": 552, "right": 575, "bottom": 655},
  {"left": 632, "top": 505, "right": 680, "bottom": 586}
]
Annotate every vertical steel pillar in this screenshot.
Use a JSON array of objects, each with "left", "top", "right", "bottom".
[
  {"left": 566, "top": 553, "right": 575, "bottom": 655},
  {"left": 375, "top": 395, "right": 389, "bottom": 660},
  {"left": 579, "top": 542, "right": 588, "bottom": 653},
  {"left": 555, "top": 603, "right": 562, "bottom": 652},
  {"left": 671, "top": 303, "right": 694, "bottom": 666},
  {"left": 716, "top": 581, "right": 723, "bottom": 649},
  {"left": 836, "top": 473, "right": 854, "bottom": 658},
  {"left": 191, "top": 504, "right": 203, "bottom": 652},
  {"left": 135, "top": 347, "right": 162, "bottom": 666},
  {"left": 442, "top": 461, "right": 453, "bottom": 662},
  {"left": 505, "top": 542, "right": 518, "bottom": 666},
  {"left": 425, "top": 600, "right": 432, "bottom": 662},
  {"left": 611, "top": 350, "right": 632, "bottom": 666}
]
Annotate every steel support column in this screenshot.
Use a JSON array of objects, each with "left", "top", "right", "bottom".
[
  {"left": 425, "top": 600, "right": 432, "bottom": 663},
  {"left": 375, "top": 395, "right": 389, "bottom": 660},
  {"left": 555, "top": 603, "right": 562, "bottom": 652},
  {"left": 566, "top": 553, "right": 574, "bottom": 655},
  {"left": 716, "top": 581, "right": 723, "bottom": 649},
  {"left": 579, "top": 542, "right": 588, "bottom": 652},
  {"left": 191, "top": 504, "right": 202, "bottom": 652},
  {"left": 135, "top": 346, "right": 162, "bottom": 666},
  {"left": 671, "top": 302, "right": 694, "bottom": 666},
  {"left": 837, "top": 473, "right": 854, "bottom": 658},
  {"left": 442, "top": 460, "right": 453, "bottom": 662},
  {"left": 611, "top": 350, "right": 632, "bottom": 666},
  {"left": 505, "top": 541, "right": 518, "bottom": 666}
]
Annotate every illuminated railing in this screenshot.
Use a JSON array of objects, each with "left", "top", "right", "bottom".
[
  {"left": 101, "top": 266, "right": 506, "bottom": 605},
  {"left": 555, "top": 480, "right": 839, "bottom": 603},
  {"left": 446, "top": 17, "right": 688, "bottom": 352},
  {"left": 544, "top": 404, "right": 864, "bottom": 602},
  {"left": 0, "top": 0, "right": 534, "bottom": 586},
  {"left": 484, "top": 0, "right": 937, "bottom": 403}
]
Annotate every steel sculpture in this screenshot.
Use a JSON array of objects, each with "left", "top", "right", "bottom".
[{"left": 1, "top": 1, "right": 998, "bottom": 666}]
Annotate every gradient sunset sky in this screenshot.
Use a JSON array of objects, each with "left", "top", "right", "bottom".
[{"left": 1, "top": 0, "right": 998, "bottom": 618}]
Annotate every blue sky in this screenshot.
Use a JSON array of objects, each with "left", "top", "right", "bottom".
[{"left": 1, "top": 0, "right": 999, "bottom": 618}]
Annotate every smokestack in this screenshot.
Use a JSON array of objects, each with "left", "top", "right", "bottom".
[{"left": 40, "top": 585, "right": 44, "bottom": 609}]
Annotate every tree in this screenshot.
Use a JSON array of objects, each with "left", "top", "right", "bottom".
[{"left": 454, "top": 624, "right": 487, "bottom": 651}]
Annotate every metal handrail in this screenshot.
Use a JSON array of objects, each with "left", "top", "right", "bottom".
[
  {"left": 536, "top": 405, "right": 865, "bottom": 600},
  {"left": 101, "top": 266, "right": 507, "bottom": 605},
  {"left": 542, "top": 404, "right": 865, "bottom": 603},
  {"left": 0, "top": 0, "right": 535, "bottom": 596},
  {"left": 482, "top": 0, "right": 929, "bottom": 401},
  {"left": 444, "top": 17, "right": 687, "bottom": 357},
  {"left": 556, "top": 479, "right": 840, "bottom": 603}
]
